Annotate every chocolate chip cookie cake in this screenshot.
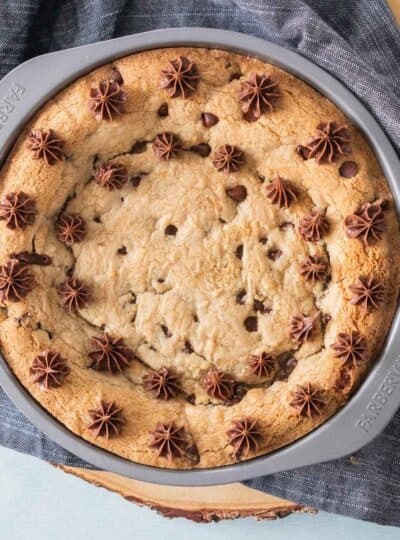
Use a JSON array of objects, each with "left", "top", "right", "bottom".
[{"left": 0, "top": 48, "right": 398, "bottom": 469}]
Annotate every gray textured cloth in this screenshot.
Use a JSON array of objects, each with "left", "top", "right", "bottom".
[{"left": 0, "top": 0, "right": 399, "bottom": 526}]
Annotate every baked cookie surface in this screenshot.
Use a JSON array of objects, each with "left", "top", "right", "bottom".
[{"left": 0, "top": 47, "right": 398, "bottom": 469}]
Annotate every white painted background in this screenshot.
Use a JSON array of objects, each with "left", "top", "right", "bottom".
[{"left": 0, "top": 447, "right": 398, "bottom": 539}]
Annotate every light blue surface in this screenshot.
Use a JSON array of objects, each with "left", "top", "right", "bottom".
[{"left": 0, "top": 446, "right": 398, "bottom": 540}]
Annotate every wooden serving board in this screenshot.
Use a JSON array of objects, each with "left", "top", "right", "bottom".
[
  {"left": 54, "top": 1, "right": 399, "bottom": 522},
  {"left": 390, "top": 0, "right": 400, "bottom": 20},
  {"left": 55, "top": 465, "right": 313, "bottom": 522}
]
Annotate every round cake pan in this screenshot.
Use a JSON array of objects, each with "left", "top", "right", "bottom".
[{"left": 0, "top": 28, "right": 399, "bottom": 487}]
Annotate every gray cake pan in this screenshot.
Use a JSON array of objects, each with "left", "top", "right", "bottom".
[{"left": 0, "top": 28, "right": 399, "bottom": 487}]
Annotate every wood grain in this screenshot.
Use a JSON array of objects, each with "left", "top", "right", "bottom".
[
  {"left": 388, "top": 0, "right": 400, "bottom": 21},
  {"left": 55, "top": 465, "right": 313, "bottom": 522}
]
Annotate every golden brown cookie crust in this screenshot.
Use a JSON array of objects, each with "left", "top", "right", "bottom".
[{"left": 0, "top": 47, "right": 398, "bottom": 469}]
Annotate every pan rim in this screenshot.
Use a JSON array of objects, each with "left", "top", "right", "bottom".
[{"left": 0, "top": 27, "right": 399, "bottom": 486}]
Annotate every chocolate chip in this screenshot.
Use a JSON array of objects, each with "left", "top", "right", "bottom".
[
  {"left": 253, "top": 299, "right": 263, "bottom": 313},
  {"left": 286, "top": 356, "right": 297, "bottom": 370},
  {"left": 190, "top": 143, "right": 211, "bottom": 157},
  {"left": 183, "top": 340, "right": 194, "bottom": 354},
  {"left": 157, "top": 102, "right": 169, "bottom": 117},
  {"left": 93, "top": 215, "right": 101, "bottom": 223},
  {"left": 219, "top": 218, "right": 227, "bottom": 224},
  {"left": 259, "top": 236, "right": 268, "bottom": 244},
  {"left": 131, "top": 141, "right": 147, "bottom": 154},
  {"left": 277, "top": 356, "right": 297, "bottom": 381},
  {"left": 253, "top": 299, "right": 271, "bottom": 314},
  {"left": 236, "top": 289, "right": 246, "bottom": 305},
  {"left": 157, "top": 278, "right": 165, "bottom": 283},
  {"left": 131, "top": 175, "right": 142, "bottom": 187},
  {"left": 193, "top": 314, "right": 199, "bottom": 322},
  {"left": 165, "top": 224, "right": 177, "bottom": 236},
  {"left": 235, "top": 244, "right": 243, "bottom": 260},
  {"left": 339, "top": 161, "right": 359, "bottom": 178},
  {"left": 335, "top": 366, "right": 353, "bottom": 393},
  {"left": 256, "top": 171, "right": 266, "bottom": 183},
  {"left": 267, "top": 249, "right": 282, "bottom": 261},
  {"left": 161, "top": 324, "right": 172, "bottom": 337},
  {"left": 186, "top": 444, "right": 200, "bottom": 464},
  {"left": 321, "top": 313, "right": 331, "bottom": 326},
  {"left": 187, "top": 393, "right": 196, "bottom": 404},
  {"left": 226, "top": 185, "right": 247, "bottom": 202},
  {"left": 201, "top": 112, "right": 219, "bottom": 128},
  {"left": 109, "top": 68, "right": 124, "bottom": 85},
  {"left": 244, "top": 316, "right": 258, "bottom": 332},
  {"left": 117, "top": 246, "right": 127, "bottom": 255},
  {"left": 229, "top": 72, "right": 241, "bottom": 81},
  {"left": 231, "top": 383, "right": 247, "bottom": 403},
  {"left": 12, "top": 251, "right": 52, "bottom": 266},
  {"left": 380, "top": 199, "right": 389, "bottom": 210},
  {"left": 296, "top": 145, "right": 311, "bottom": 160},
  {"left": 279, "top": 221, "right": 294, "bottom": 231},
  {"left": 129, "top": 293, "right": 136, "bottom": 304}
]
